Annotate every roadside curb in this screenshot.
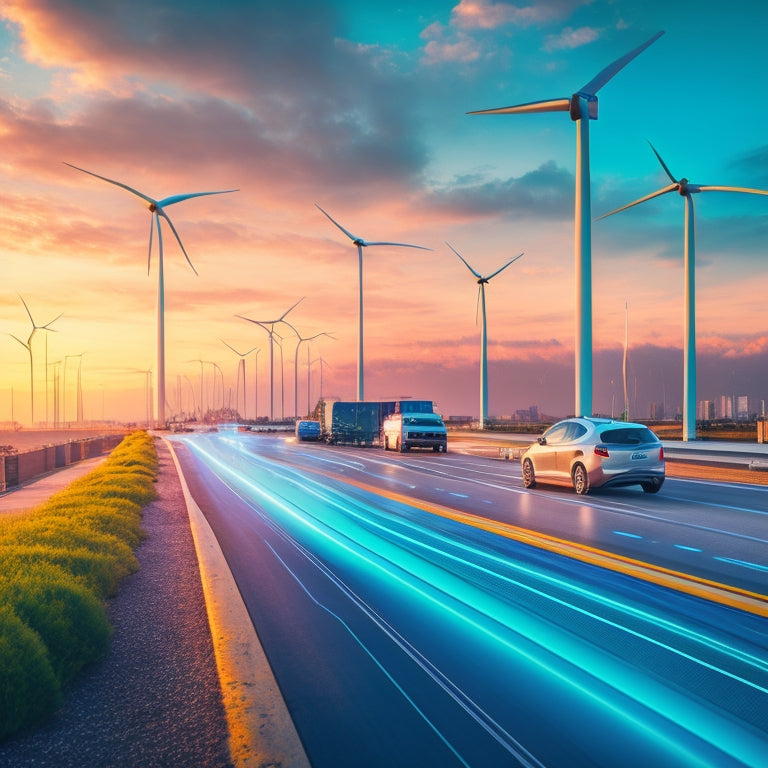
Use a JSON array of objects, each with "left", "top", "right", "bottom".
[{"left": 163, "top": 438, "right": 310, "bottom": 768}]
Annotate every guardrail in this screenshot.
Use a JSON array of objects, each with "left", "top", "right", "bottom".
[{"left": 0, "top": 434, "right": 127, "bottom": 493}]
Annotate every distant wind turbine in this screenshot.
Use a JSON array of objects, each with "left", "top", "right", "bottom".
[
  {"left": 221, "top": 340, "right": 258, "bottom": 420},
  {"left": 598, "top": 141, "right": 768, "bottom": 441},
  {"left": 281, "top": 321, "right": 334, "bottom": 418},
  {"left": 237, "top": 298, "right": 304, "bottom": 421},
  {"left": 64, "top": 162, "right": 237, "bottom": 426},
  {"left": 469, "top": 31, "right": 664, "bottom": 418},
  {"left": 448, "top": 243, "right": 522, "bottom": 429},
  {"left": 316, "top": 204, "right": 432, "bottom": 401},
  {"left": 9, "top": 295, "right": 62, "bottom": 426}
]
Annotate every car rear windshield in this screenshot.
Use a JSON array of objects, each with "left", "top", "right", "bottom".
[
  {"left": 599, "top": 426, "right": 658, "bottom": 445},
  {"left": 404, "top": 416, "right": 442, "bottom": 426}
]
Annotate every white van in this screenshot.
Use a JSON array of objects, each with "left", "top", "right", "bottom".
[{"left": 382, "top": 412, "right": 447, "bottom": 453}]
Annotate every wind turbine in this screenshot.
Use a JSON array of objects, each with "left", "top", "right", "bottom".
[
  {"left": 9, "top": 295, "right": 62, "bottom": 426},
  {"left": 281, "top": 321, "right": 334, "bottom": 418},
  {"left": 316, "top": 204, "right": 432, "bottom": 401},
  {"left": 598, "top": 141, "right": 768, "bottom": 441},
  {"left": 237, "top": 298, "right": 304, "bottom": 422},
  {"left": 221, "top": 340, "right": 257, "bottom": 420},
  {"left": 64, "top": 162, "right": 237, "bottom": 426},
  {"left": 468, "top": 31, "right": 664, "bottom": 418},
  {"left": 448, "top": 243, "right": 523, "bottom": 429}
]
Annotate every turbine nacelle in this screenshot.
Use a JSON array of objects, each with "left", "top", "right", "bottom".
[{"left": 570, "top": 92, "right": 599, "bottom": 121}]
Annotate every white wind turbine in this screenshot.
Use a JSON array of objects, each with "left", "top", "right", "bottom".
[
  {"left": 64, "top": 162, "right": 237, "bottom": 426},
  {"left": 9, "top": 295, "right": 62, "bottom": 426},
  {"left": 237, "top": 298, "right": 304, "bottom": 422},
  {"left": 221, "top": 340, "right": 258, "bottom": 420},
  {"left": 316, "top": 204, "right": 432, "bottom": 401},
  {"left": 598, "top": 141, "right": 768, "bottom": 441},
  {"left": 469, "top": 31, "right": 664, "bottom": 419},
  {"left": 448, "top": 243, "right": 522, "bottom": 429}
]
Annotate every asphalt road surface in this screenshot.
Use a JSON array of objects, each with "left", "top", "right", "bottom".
[{"left": 170, "top": 431, "right": 768, "bottom": 768}]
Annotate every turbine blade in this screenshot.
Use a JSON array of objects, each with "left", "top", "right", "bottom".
[
  {"left": 578, "top": 31, "right": 664, "bottom": 96},
  {"left": 63, "top": 162, "right": 157, "bottom": 206},
  {"left": 280, "top": 296, "right": 305, "bottom": 321},
  {"left": 365, "top": 241, "right": 432, "bottom": 250},
  {"left": 157, "top": 210, "right": 199, "bottom": 276},
  {"left": 316, "top": 204, "right": 360, "bottom": 242},
  {"left": 41, "top": 313, "right": 63, "bottom": 330},
  {"left": 17, "top": 294, "right": 34, "bottom": 325},
  {"left": 596, "top": 184, "right": 677, "bottom": 220},
  {"left": 647, "top": 141, "right": 678, "bottom": 184},
  {"left": 696, "top": 185, "right": 768, "bottom": 196},
  {"left": 468, "top": 97, "right": 570, "bottom": 116},
  {"left": 9, "top": 333, "right": 29, "bottom": 351},
  {"left": 158, "top": 189, "right": 238, "bottom": 207},
  {"left": 147, "top": 215, "right": 154, "bottom": 275},
  {"left": 446, "top": 242, "right": 482, "bottom": 279},
  {"left": 486, "top": 253, "right": 523, "bottom": 281},
  {"left": 221, "top": 339, "right": 241, "bottom": 355}
]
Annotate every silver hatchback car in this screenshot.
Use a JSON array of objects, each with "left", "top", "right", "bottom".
[{"left": 521, "top": 417, "right": 665, "bottom": 495}]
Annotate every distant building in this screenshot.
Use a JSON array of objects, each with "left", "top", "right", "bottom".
[
  {"left": 736, "top": 395, "right": 751, "bottom": 421},
  {"left": 718, "top": 394, "right": 734, "bottom": 420},
  {"left": 697, "top": 400, "right": 715, "bottom": 421},
  {"left": 650, "top": 402, "right": 664, "bottom": 420}
]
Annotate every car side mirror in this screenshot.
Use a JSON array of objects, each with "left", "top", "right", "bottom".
[{"left": 537, "top": 436, "right": 547, "bottom": 445}]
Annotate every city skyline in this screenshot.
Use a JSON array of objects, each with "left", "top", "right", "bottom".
[{"left": 1, "top": 1, "right": 766, "bottom": 424}]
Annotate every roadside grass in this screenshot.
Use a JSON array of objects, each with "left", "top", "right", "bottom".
[{"left": 0, "top": 430, "right": 157, "bottom": 742}]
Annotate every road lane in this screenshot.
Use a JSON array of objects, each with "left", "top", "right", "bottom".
[
  {"left": 242, "top": 434, "right": 768, "bottom": 595},
  {"left": 171, "top": 432, "right": 767, "bottom": 768}
]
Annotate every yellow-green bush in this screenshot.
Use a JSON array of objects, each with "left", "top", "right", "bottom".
[
  {"left": 0, "top": 564, "right": 111, "bottom": 686},
  {"left": 0, "top": 430, "right": 158, "bottom": 741},
  {"left": 0, "top": 605, "right": 61, "bottom": 741}
]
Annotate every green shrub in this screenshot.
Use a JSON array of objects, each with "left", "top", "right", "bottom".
[
  {"left": 0, "top": 430, "right": 158, "bottom": 741},
  {"left": 0, "top": 564, "right": 112, "bottom": 687},
  {"left": 0, "top": 605, "right": 61, "bottom": 741}
]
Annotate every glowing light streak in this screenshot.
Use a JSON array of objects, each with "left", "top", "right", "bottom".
[
  {"left": 181, "top": 436, "right": 768, "bottom": 766},
  {"left": 714, "top": 557, "right": 768, "bottom": 574},
  {"left": 675, "top": 545, "right": 704, "bottom": 553},
  {"left": 614, "top": 531, "right": 644, "bottom": 539}
]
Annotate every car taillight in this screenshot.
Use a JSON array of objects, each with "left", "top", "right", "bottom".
[
  {"left": 594, "top": 445, "right": 610, "bottom": 458},
  {"left": 659, "top": 446, "right": 664, "bottom": 460}
]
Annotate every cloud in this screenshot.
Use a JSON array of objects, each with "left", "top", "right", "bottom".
[
  {"left": 449, "top": 0, "right": 568, "bottom": 31},
  {"left": 543, "top": 26, "right": 599, "bottom": 51},
  {"left": 423, "top": 161, "right": 573, "bottom": 219}
]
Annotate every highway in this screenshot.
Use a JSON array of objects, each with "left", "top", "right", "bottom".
[{"left": 169, "top": 431, "right": 768, "bottom": 768}]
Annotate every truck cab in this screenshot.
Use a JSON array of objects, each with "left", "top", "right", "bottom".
[{"left": 382, "top": 412, "right": 447, "bottom": 453}]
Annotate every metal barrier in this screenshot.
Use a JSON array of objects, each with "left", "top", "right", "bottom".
[{"left": 0, "top": 434, "right": 126, "bottom": 492}]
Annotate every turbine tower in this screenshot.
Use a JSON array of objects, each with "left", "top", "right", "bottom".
[
  {"left": 469, "top": 31, "right": 664, "bottom": 419},
  {"left": 281, "top": 321, "right": 334, "bottom": 418},
  {"left": 9, "top": 296, "right": 62, "bottom": 426},
  {"left": 598, "top": 142, "right": 768, "bottom": 441},
  {"left": 448, "top": 243, "right": 522, "bottom": 429},
  {"left": 237, "top": 298, "right": 304, "bottom": 422},
  {"left": 65, "top": 162, "right": 237, "bottom": 426},
  {"left": 316, "top": 204, "right": 431, "bottom": 401},
  {"left": 221, "top": 340, "right": 257, "bottom": 420}
]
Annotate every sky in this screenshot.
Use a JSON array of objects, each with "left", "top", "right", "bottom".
[{"left": 1, "top": 0, "right": 767, "bottom": 425}]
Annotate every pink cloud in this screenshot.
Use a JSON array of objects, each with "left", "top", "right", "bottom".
[
  {"left": 450, "top": 0, "right": 567, "bottom": 30},
  {"left": 543, "top": 26, "right": 600, "bottom": 51}
]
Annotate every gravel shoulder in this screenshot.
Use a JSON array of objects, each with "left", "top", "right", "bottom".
[{"left": 0, "top": 439, "right": 234, "bottom": 768}]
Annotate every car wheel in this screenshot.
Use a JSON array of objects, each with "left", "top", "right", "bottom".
[
  {"left": 641, "top": 477, "right": 664, "bottom": 494},
  {"left": 522, "top": 458, "right": 536, "bottom": 489},
  {"left": 572, "top": 463, "right": 590, "bottom": 495}
]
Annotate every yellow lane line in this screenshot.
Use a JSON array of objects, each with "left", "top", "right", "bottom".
[{"left": 324, "top": 472, "right": 768, "bottom": 619}]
